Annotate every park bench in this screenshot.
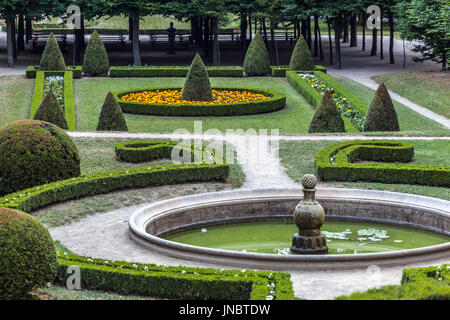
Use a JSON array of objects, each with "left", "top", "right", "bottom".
[{"left": 32, "top": 30, "right": 67, "bottom": 51}]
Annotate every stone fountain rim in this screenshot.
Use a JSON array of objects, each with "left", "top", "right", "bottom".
[{"left": 128, "top": 188, "right": 450, "bottom": 270}]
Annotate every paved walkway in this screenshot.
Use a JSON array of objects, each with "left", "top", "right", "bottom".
[{"left": 50, "top": 132, "right": 450, "bottom": 300}]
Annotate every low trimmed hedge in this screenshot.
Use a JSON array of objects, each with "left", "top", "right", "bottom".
[
  {"left": 110, "top": 66, "right": 244, "bottom": 78},
  {"left": 114, "top": 87, "right": 286, "bottom": 117},
  {"left": 402, "top": 265, "right": 449, "bottom": 285},
  {"left": 56, "top": 253, "right": 294, "bottom": 300},
  {"left": 26, "top": 66, "right": 82, "bottom": 79},
  {"left": 315, "top": 140, "right": 450, "bottom": 187},
  {"left": 0, "top": 163, "right": 229, "bottom": 213},
  {"left": 286, "top": 71, "right": 356, "bottom": 132},
  {"left": 115, "top": 141, "right": 222, "bottom": 164},
  {"left": 30, "top": 71, "right": 76, "bottom": 130},
  {"left": 271, "top": 65, "right": 327, "bottom": 77}
]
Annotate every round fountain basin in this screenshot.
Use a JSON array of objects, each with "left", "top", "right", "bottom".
[{"left": 128, "top": 188, "right": 450, "bottom": 271}]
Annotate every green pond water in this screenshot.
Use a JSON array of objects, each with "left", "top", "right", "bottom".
[{"left": 164, "top": 220, "right": 449, "bottom": 255}]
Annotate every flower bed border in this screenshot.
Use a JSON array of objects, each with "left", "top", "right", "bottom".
[
  {"left": 315, "top": 140, "right": 450, "bottom": 187},
  {"left": 110, "top": 66, "right": 244, "bottom": 78},
  {"left": 271, "top": 65, "right": 327, "bottom": 77},
  {"left": 30, "top": 71, "right": 76, "bottom": 130},
  {"left": 113, "top": 87, "right": 286, "bottom": 117},
  {"left": 286, "top": 70, "right": 366, "bottom": 132},
  {"left": 56, "top": 253, "right": 294, "bottom": 300},
  {"left": 26, "top": 66, "right": 82, "bottom": 79}
]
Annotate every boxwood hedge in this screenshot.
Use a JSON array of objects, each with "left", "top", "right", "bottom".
[
  {"left": 56, "top": 253, "right": 294, "bottom": 300},
  {"left": 271, "top": 65, "right": 327, "bottom": 77},
  {"left": 113, "top": 87, "right": 286, "bottom": 116},
  {"left": 26, "top": 66, "right": 82, "bottom": 79},
  {"left": 315, "top": 140, "right": 450, "bottom": 187},
  {"left": 110, "top": 66, "right": 244, "bottom": 78}
]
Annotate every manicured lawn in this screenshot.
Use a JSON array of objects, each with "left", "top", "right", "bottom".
[
  {"left": 74, "top": 77, "right": 316, "bottom": 133},
  {"left": 331, "top": 75, "right": 449, "bottom": 135},
  {"left": 75, "top": 76, "right": 449, "bottom": 135},
  {"left": 33, "top": 138, "right": 245, "bottom": 227},
  {"left": 372, "top": 71, "right": 450, "bottom": 119},
  {"left": 278, "top": 139, "right": 450, "bottom": 200},
  {"left": 0, "top": 75, "right": 33, "bottom": 127}
]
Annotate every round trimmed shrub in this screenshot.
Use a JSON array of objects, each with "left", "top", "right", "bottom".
[
  {"left": 0, "top": 207, "right": 57, "bottom": 299},
  {"left": 243, "top": 32, "right": 271, "bottom": 76},
  {"left": 82, "top": 30, "right": 110, "bottom": 76},
  {"left": 39, "top": 33, "right": 66, "bottom": 71},
  {"left": 0, "top": 120, "right": 81, "bottom": 196}
]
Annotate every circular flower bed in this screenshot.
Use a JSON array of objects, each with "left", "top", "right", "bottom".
[{"left": 114, "top": 87, "right": 286, "bottom": 116}]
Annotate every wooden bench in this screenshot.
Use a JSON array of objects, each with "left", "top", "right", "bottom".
[{"left": 32, "top": 31, "right": 67, "bottom": 51}]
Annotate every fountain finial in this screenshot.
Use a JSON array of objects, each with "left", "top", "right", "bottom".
[{"left": 291, "top": 174, "right": 328, "bottom": 254}]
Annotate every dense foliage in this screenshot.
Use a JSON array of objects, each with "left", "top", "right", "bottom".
[
  {"left": 96, "top": 92, "right": 128, "bottom": 131},
  {"left": 82, "top": 30, "right": 110, "bottom": 76},
  {"left": 33, "top": 91, "right": 69, "bottom": 129}
]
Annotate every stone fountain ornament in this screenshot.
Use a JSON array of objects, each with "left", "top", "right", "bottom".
[{"left": 291, "top": 174, "right": 328, "bottom": 254}]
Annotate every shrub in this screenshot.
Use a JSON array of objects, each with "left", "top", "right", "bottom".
[
  {"left": 289, "top": 35, "right": 315, "bottom": 71},
  {"left": 82, "top": 30, "right": 110, "bottom": 76},
  {"left": 315, "top": 140, "right": 450, "bottom": 187},
  {"left": 308, "top": 90, "right": 345, "bottom": 133},
  {"left": 97, "top": 92, "right": 128, "bottom": 131},
  {"left": 0, "top": 207, "right": 57, "bottom": 299},
  {"left": 364, "top": 82, "right": 400, "bottom": 132},
  {"left": 39, "top": 33, "right": 66, "bottom": 71},
  {"left": 181, "top": 53, "right": 213, "bottom": 101},
  {"left": 109, "top": 66, "right": 243, "bottom": 78},
  {"left": 26, "top": 66, "right": 83, "bottom": 79},
  {"left": 33, "top": 91, "right": 68, "bottom": 129},
  {"left": 243, "top": 32, "right": 271, "bottom": 76},
  {"left": 0, "top": 120, "right": 80, "bottom": 196}
]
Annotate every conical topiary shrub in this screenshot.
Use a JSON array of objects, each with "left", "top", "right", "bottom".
[
  {"left": 33, "top": 91, "right": 68, "bottom": 129},
  {"left": 308, "top": 91, "right": 345, "bottom": 133},
  {"left": 290, "top": 35, "right": 315, "bottom": 71},
  {"left": 82, "top": 30, "right": 110, "bottom": 76},
  {"left": 363, "top": 82, "right": 400, "bottom": 132},
  {"left": 97, "top": 92, "right": 128, "bottom": 131},
  {"left": 39, "top": 33, "right": 66, "bottom": 70},
  {"left": 243, "top": 32, "right": 271, "bottom": 76},
  {"left": 181, "top": 53, "right": 213, "bottom": 101}
]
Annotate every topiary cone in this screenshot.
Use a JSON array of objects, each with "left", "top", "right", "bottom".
[
  {"left": 243, "top": 32, "right": 271, "bottom": 76},
  {"left": 181, "top": 53, "right": 213, "bottom": 101},
  {"left": 97, "top": 92, "right": 128, "bottom": 131},
  {"left": 363, "top": 82, "right": 400, "bottom": 132},
  {"left": 289, "top": 35, "right": 315, "bottom": 71},
  {"left": 308, "top": 90, "right": 346, "bottom": 133},
  {"left": 83, "top": 30, "right": 110, "bottom": 76},
  {"left": 33, "top": 91, "right": 69, "bottom": 130},
  {"left": 39, "top": 33, "right": 66, "bottom": 70}
]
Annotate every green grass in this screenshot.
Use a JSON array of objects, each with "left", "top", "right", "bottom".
[
  {"left": 278, "top": 139, "right": 450, "bottom": 200},
  {"left": 74, "top": 77, "right": 316, "bottom": 133},
  {"left": 0, "top": 75, "right": 33, "bottom": 127},
  {"left": 331, "top": 75, "right": 449, "bottom": 135},
  {"left": 372, "top": 71, "right": 450, "bottom": 119},
  {"left": 33, "top": 138, "right": 245, "bottom": 227}
]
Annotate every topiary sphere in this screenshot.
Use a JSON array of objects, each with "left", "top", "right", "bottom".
[
  {"left": 0, "top": 207, "right": 57, "bottom": 299},
  {"left": 0, "top": 120, "right": 81, "bottom": 196}
]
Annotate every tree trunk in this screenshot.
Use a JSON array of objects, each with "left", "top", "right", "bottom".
[
  {"left": 12, "top": 18, "right": 17, "bottom": 62},
  {"left": 270, "top": 21, "right": 276, "bottom": 64},
  {"left": 313, "top": 15, "right": 319, "bottom": 56},
  {"left": 212, "top": 18, "right": 219, "bottom": 65},
  {"left": 306, "top": 16, "right": 312, "bottom": 49},
  {"left": 18, "top": 15, "right": 25, "bottom": 51},
  {"left": 327, "top": 19, "right": 333, "bottom": 65},
  {"left": 380, "top": 12, "right": 384, "bottom": 60},
  {"left": 334, "top": 16, "right": 341, "bottom": 69},
  {"left": 342, "top": 14, "right": 348, "bottom": 43},
  {"left": 129, "top": 17, "right": 133, "bottom": 41},
  {"left": 74, "top": 16, "right": 85, "bottom": 65},
  {"left": 301, "top": 19, "right": 307, "bottom": 39},
  {"left": 389, "top": 14, "right": 394, "bottom": 64},
  {"left": 204, "top": 18, "right": 210, "bottom": 59},
  {"left": 248, "top": 14, "right": 252, "bottom": 41},
  {"left": 132, "top": 16, "right": 142, "bottom": 66},
  {"left": 26, "top": 17, "right": 32, "bottom": 43},
  {"left": 6, "top": 17, "right": 15, "bottom": 67},
  {"left": 350, "top": 15, "right": 357, "bottom": 47},
  {"left": 240, "top": 13, "right": 247, "bottom": 49},
  {"left": 262, "top": 17, "right": 268, "bottom": 46},
  {"left": 362, "top": 12, "right": 366, "bottom": 51},
  {"left": 318, "top": 20, "right": 324, "bottom": 61},
  {"left": 371, "top": 28, "right": 377, "bottom": 56}
]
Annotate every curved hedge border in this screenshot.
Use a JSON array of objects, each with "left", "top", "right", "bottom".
[
  {"left": 110, "top": 66, "right": 244, "bottom": 78},
  {"left": 115, "top": 140, "right": 220, "bottom": 164},
  {"left": 56, "top": 253, "right": 294, "bottom": 300},
  {"left": 113, "top": 87, "right": 286, "bottom": 116},
  {"left": 315, "top": 140, "right": 450, "bottom": 187}
]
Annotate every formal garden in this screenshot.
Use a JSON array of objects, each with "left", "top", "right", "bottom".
[{"left": 0, "top": 0, "right": 449, "bottom": 306}]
